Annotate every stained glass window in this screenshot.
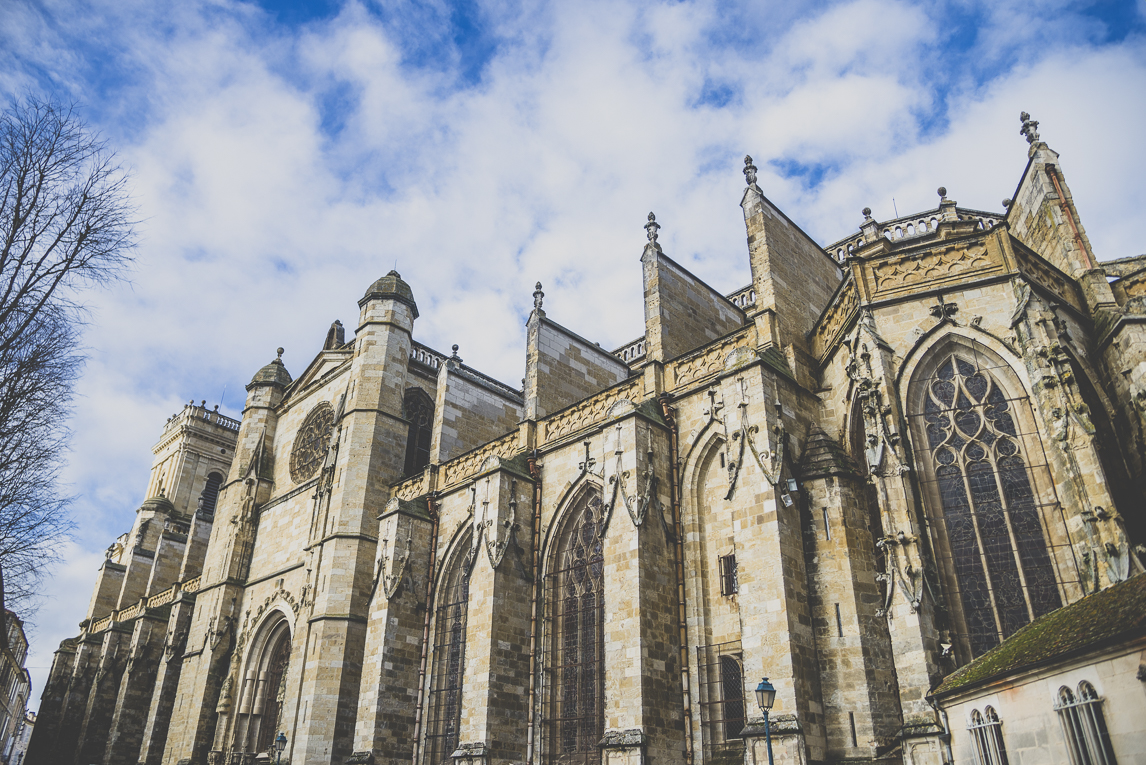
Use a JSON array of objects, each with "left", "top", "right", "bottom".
[
  {"left": 548, "top": 494, "right": 606, "bottom": 765},
  {"left": 916, "top": 353, "right": 1061, "bottom": 656},
  {"left": 425, "top": 548, "right": 471, "bottom": 765}
]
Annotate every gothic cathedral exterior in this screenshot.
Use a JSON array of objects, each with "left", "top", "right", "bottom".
[{"left": 29, "top": 116, "right": 1146, "bottom": 765}]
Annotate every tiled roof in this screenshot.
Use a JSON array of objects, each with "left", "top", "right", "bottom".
[{"left": 932, "top": 573, "right": 1146, "bottom": 697}]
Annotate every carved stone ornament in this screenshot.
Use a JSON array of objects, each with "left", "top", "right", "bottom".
[
  {"left": 724, "top": 376, "right": 785, "bottom": 500},
  {"left": 472, "top": 477, "right": 517, "bottom": 569},
  {"left": 605, "top": 424, "right": 661, "bottom": 528},
  {"left": 289, "top": 401, "right": 335, "bottom": 483},
  {"left": 374, "top": 507, "right": 413, "bottom": 600}
]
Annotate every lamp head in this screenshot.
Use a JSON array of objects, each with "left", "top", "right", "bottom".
[
  {"left": 275, "top": 732, "right": 287, "bottom": 752},
  {"left": 755, "top": 677, "right": 777, "bottom": 712}
]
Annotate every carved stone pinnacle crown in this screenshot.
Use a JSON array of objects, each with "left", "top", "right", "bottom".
[
  {"left": 1020, "top": 111, "right": 1040, "bottom": 145},
  {"left": 533, "top": 281, "right": 544, "bottom": 311},
  {"left": 645, "top": 212, "right": 660, "bottom": 244},
  {"left": 743, "top": 155, "right": 758, "bottom": 187}
]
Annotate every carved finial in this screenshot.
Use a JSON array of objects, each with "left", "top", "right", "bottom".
[
  {"left": 645, "top": 212, "right": 660, "bottom": 243},
  {"left": 533, "top": 282, "right": 544, "bottom": 311},
  {"left": 937, "top": 186, "right": 947, "bottom": 200},
  {"left": 276, "top": 347, "right": 284, "bottom": 360},
  {"left": 1019, "top": 111, "right": 1040, "bottom": 145},
  {"left": 862, "top": 207, "right": 872, "bottom": 220},
  {"left": 451, "top": 344, "right": 460, "bottom": 360},
  {"left": 1002, "top": 198, "right": 1012, "bottom": 209},
  {"left": 743, "top": 155, "right": 758, "bottom": 187}
]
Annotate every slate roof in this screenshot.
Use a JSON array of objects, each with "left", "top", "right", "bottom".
[{"left": 932, "top": 572, "right": 1146, "bottom": 698}]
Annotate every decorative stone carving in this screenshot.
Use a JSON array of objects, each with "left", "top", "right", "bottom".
[
  {"left": 724, "top": 376, "right": 785, "bottom": 500},
  {"left": 868, "top": 243, "right": 998, "bottom": 300},
  {"left": 604, "top": 424, "right": 660, "bottom": 528},
  {"left": 543, "top": 379, "right": 643, "bottom": 443},
  {"left": 289, "top": 402, "right": 335, "bottom": 483},
  {"left": 442, "top": 433, "right": 519, "bottom": 486},
  {"left": 374, "top": 506, "right": 413, "bottom": 600},
  {"left": 670, "top": 330, "right": 754, "bottom": 389}
]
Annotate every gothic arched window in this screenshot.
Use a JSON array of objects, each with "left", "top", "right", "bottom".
[
  {"left": 910, "top": 349, "right": 1063, "bottom": 657},
  {"left": 404, "top": 388, "right": 435, "bottom": 477},
  {"left": 968, "top": 707, "right": 1009, "bottom": 765},
  {"left": 425, "top": 543, "right": 472, "bottom": 765},
  {"left": 1056, "top": 682, "right": 1117, "bottom": 765},
  {"left": 198, "top": 472, "right": 224, "bottom": 517},
  {"left": 547, "top": 492, "right": 606, "bottom": 765}
]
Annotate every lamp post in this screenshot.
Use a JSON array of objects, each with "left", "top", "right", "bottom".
[
  {"left": 754, "top": 677, "right": 776, "bottom": 765},
  {"left": 274, "top": 732, "right": 287, "bottom": 764}
]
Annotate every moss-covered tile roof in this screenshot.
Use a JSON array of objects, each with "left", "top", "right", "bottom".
[{"left": 932, "top": 573, "right": 1146, "bottom": 698}]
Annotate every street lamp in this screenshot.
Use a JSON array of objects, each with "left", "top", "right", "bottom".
[
  {"left": 754, "top": 677, "right": 777, "bottom": 765},
  {"left": 274, "top": 732, "right": 288, "bottom": 764}
]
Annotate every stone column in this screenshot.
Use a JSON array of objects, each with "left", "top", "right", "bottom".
[
  {"left": 797, "top": 428, "right": 901, "bottom": 759},
  {"left": 350, "top": 498, "right": 434, "bottom": 765},
  {"left": 452, "top": 468, "right": 533, "bottom": 765},
  {"left": 597, "top": 414, "right": 681, "bottom": 765},
  {"left": 105, "top": 613, "right": 168, "bottom": 765}
]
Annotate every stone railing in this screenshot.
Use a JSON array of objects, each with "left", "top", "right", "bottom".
[
  {"left": 824, "top": 207, "right": 1004, "bottom": 263},
  {"left": 164, "top": 402, "right": 241, "bottom": 434},
  {"left": 409, "top": 342, "right": 446, "bottom": 370},
  {"left": 613, "top": 337, "right": 647, "bottom": 364},
  {"left": 85, "top": 575, "right": 203, "bottom": 635},
  {"left": 726, "top": 284, "right": 757, "bottom": 310}
]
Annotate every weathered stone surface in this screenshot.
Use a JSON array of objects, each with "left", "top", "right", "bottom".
[{"left": 32, "top": 139, "right": 1146, "bottom": 765}]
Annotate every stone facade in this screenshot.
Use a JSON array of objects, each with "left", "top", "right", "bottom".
[{"left": 29, "top": 115, "right": 1145, "bottom": 765}]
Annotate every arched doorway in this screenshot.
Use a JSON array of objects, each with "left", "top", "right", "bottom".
[{"left": 233, "top": 615, "right": 292, "bottom": 755}]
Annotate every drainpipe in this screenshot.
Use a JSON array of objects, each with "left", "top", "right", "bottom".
[
  {"left": 411, "top": 492, "right": 441, "bottom": 765},
  {"left": 659, "top": 394, "right": 694, "bottom": 765},
  {"left": 1045, "top": 164, "right": 1094, "bottom": 270},
  {"left": 927, "top": 696, "right": 954, "bottom": 765},
  {"left": 526, "top": 450, "right": 543, "bottom": 764}
]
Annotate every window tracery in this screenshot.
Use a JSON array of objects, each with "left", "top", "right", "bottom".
[
  {"left": 547, "top": 492, "right": 606, "bottom": 765},
  {"left": 1056, "top": 682, "right": 1117, "bottom": 765},
  {"left": 425, "top": 544, "right": 471, "bottom": 765},
  {"left": 911, "top": 350, "right": 1063, "bottom": 656}
]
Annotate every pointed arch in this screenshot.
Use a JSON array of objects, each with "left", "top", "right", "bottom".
[
  {"left": 903, "top": 332, "right": 1072, "bottom": 658},
  {"left": 543, "top": 484, "right": 606, "bottom": 765},
  {"left": 232, "top": 610, "right": 292, "bottom": 756},
  {"left": 424, "top": 528, "right": 474, "bottom": 765}
]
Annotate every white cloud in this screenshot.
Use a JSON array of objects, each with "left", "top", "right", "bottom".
[{"left": 4, "top": 0, "right": 1142, "bottom": 706}]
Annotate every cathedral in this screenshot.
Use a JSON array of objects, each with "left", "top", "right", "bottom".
[{"left": 28, "top": 114, "right": 1146, "bottom": 765}]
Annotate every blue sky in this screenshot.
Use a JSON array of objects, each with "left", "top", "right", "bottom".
[{"left": 2, "top": 0, "right": 1144, "bottom": 704}]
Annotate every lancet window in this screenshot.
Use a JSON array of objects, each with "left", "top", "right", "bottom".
[
  {"left": 1056, "top": 682, "right": 1117, "bottom": 765},
  {"left": 404, "top": 388, "right": 435, "bottom": 477},
  {"left": 547, "top": 492, "right": 606, "bottom": 765},
  {"left": 910, "top": 350, "right": 1064, "bottom": 657},
  {"left": 425, "top": 544, "right": 472, "bottom": 765}
]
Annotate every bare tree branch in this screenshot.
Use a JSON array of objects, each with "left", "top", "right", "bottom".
[{"left": 0, "top": 96, "right": 136, "bottom": 617}]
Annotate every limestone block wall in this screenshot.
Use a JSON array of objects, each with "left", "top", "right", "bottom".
[
  {"left": 526, "top": 314, "right": 631, "bottom": 420},
  {"left": 431, "top": 359, "right": 523, "bottom": 464},
  {"left": 1006, "top": 143, "right": 1096, "bottom": 276},
  {"left": 84, "top": 560, "right": 126, "bottom": 623},
  {"left": 941, "top": 640, "right": 1146, "bottom": 765},
  {"left": 741, "top": 185, "right": 843, "bottom": 352},
  {"left": 353, "top": 500, "right": 434, "bottom": 762},
  {"left": 641, "top": 246, "right": 745, "bottom": 363}
]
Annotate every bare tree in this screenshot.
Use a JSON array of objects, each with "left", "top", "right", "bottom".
[{"left": 0, "top": 96, "right": 135, "bottom": 616}]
